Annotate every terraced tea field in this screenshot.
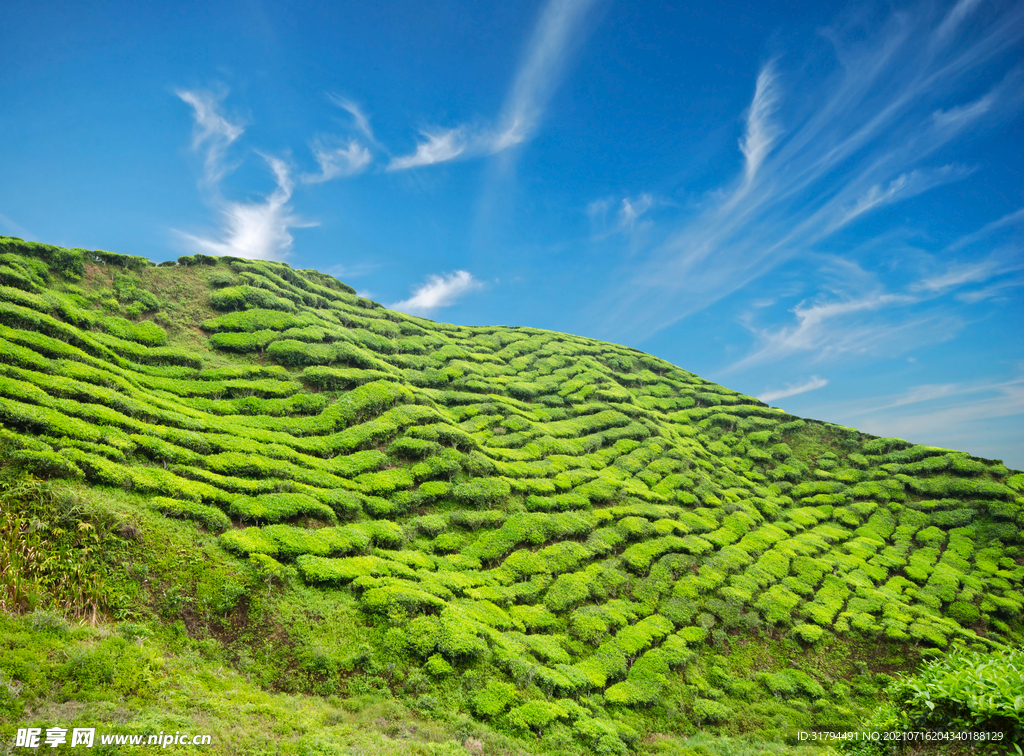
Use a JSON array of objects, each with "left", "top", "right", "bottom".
[{"left": 0, "top": 235, "right": 1021, "bottom": 754}]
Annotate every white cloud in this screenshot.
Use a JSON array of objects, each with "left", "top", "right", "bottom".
[
  {"left": 493, "top": 0, "right": 600, "bottom": 150},
  {"left": 727, "top": 291, "right": 938, "bottom": 373},
  {"left": 956, "top": 276, "right": 1024, "bottom": 303},
  {"left": 932, "top": 91, "right": 997, "bottom": 133},
  {"left": 176, "top": 88, "right": 245, "bottom": 185},
  {"left": 739, "top": 63, "right": 780, "bottom": 182},
  {"left": 934, "top": 0, "right": 985, "bottom": 44},
  {"left": 303, "top": 137, "right": 372, "bottom": 183},
  {"left": 178, "top": 154, "right": 312, "bottom": 261},
  {"left": 831, "top": 165, "right": 974, "bottom": 231},
  {"left": 618, "top": 194, "right": 653, "bottom": 231},
  {"left": 328, "top": 95, "right": 377, "bottom": 144},
  {"left": 388, "top": 0, "right": 598, "bottom": 171},
  {"left": 391, "top": 270, "right": 483, "bottom": 315},
  {"left": 388, "top": 128, "right": 468, "bottom": 171},
  {"left": 914, "top": 258, "right": 1007, "bottom": 293},
  {"left": 759, "top": 376, "right": 828, "bottom": 403}
]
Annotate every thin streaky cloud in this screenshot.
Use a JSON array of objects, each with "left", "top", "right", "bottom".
[
  {"left": 934, "top": 0, "right": 985, "bottom": 44},
  {"left": 739, "top": 62, "right": 780, "bottom": 183},
  {"left": 494, "top": 0, "right": 601, "bottom": 150},
  {"left": 946, "top": 205, "right": 1024, "bottom": 251},
  {"left": 805, "top": 375, "right": 1024, "bottom": 466},
  {"left": 327, "top": 95, "right": 378, "bottom": 145},
  {"left": 956, "top": 276, "right": 1024, "bottom": 303},
  {"left": 759, "top": 376, "right": 828, "bottom": 403},
  {"left": 389, "top": 0, "right": 599, "bottom": 171},
  {"left": 913, "top": 258, "right": 1011, "bottom": 293},
  {"left": 597, "top": 0, "right": 1024, "bottom": 342},
  {"left": 176, "top": 88, "right": 245, "bottom": 185},
  {"left": 932, "top": 90, "right": 997, "bottom": 132},
  {"left": 830, "top": 164, "right": 973, "bottom": 232},
  {"left": 391, "top": 270, "right": 484, "bottom": 315},
  {"left": 727, "top": 292, "right": 925, "bottom": 373}
]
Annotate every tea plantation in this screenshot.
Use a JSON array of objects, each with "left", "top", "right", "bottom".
[{"left": 0, "top": 235, "right": 1021, "bottom": 755}]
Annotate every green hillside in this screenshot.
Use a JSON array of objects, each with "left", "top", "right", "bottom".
[{"left": 1, "top": 236, "right": 1022, "bottom": 755}]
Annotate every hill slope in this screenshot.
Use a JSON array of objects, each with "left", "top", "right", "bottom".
[{"left": 0, "top": 236, "right": 1022, "bottom": 754}]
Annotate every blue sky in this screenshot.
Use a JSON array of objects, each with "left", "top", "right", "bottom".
[{"left": 2, "top": 0, "right": 1023, "bottom": 468}]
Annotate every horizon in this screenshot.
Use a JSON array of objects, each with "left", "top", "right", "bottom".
[{"left": 2, "top": 0, "right": 1022, "bottom": 467}]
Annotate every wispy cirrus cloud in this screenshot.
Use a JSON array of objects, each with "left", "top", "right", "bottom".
[
  {"left": 726, "top": 202, "right": 1022, "bottom": 376},
  {"left": 303, "top": 137, "right": 372, "bottom": 183},
  {"left": 328, "top": 95, "right": 378, "bottom": 145},
  {"left": 739, "top": 63, "right": 781, "bottom": 183},
  {"left": 492, "top": 0, "right": 601, "bottom": 150},
  {"left": 388, "top": 128, "right": 469, "bottom": 171},
  {"left": 176, "top": 88, "right": 245, "bottom": 185},
  {"left": 588, "top": 193, "right": 657, "bottom": 237},
  {"left": 729, "top": 290, "right": 932, "bottom": 373},
  {"left": 599, "top": 0, "right": 1024, "bottom": 341},
  {"left": 391, "top": 270, "right": 484, "bottom": 315},
  {"left": 759, "top": 376, "right": 828, "bottom": 403},
  {"left": 388, "top": 0, "right": 599, "bottom": 171}
]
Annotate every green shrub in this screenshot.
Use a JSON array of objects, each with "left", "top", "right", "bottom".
[
  {"left": 267, "top": 339, "right": 337, "bottom": 367},
  {"left": 508, "top": 700, "right": 567, "bottom": 731},
  {"left": 424, "top": 654, "right": 454, "bottom": 676},
  {"left": 228, "top": 493, "right": 337, "bottom": 523},
  {"left": 10, "top": 449, "right": 85, "bottom": 479},
  {"left": 208, "top": 330, "right": 278, "bottom": 352},
  {"left": 544, "top": 572, "right": 592, "bottom": 612},
  {"left": 210, "top": 285, "right": 295, "bottom": 312},
  {"left": 406, "top": 615, "right": 442, "bottom": 657},
  {"left": 474, "top": 680, "right": 517, "bottom": 716},
  {"left": 152, "top": 496, "right": 230, "bottom": 531},
  {"left": 691, "top": 698, "right": 731, "bottom": 724}
]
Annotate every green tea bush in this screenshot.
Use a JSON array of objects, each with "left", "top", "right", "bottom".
[
  {"left": 508, "top": 700, "right": 567, "bottom": 731},
  {"left": 209, "top": 285, "right": 295, "bottom": 312},
  {"left": 437, "top": 605, "right": 487, "bottom": 658},
  {"left": 473, "top": 679, "right": 517, "bottom": 716},
  {"left": 301, "top": 366, "right": 395, "bottom": 390},
  {"left": 754, "top": 584, "right": 801, "bottom": 625},
  {"left": 208, "top": 329, "right": 278, "bottom": 352},
  {"left": 10, "top": 448, "right": 85, "bottom": 479},
  {"left": 152, "top": 496, "right": 230, "bottom": 531},
  {"left": 267, "top": 339, "right": 337, "bottom": 367},
  {"left": 101, "top": 316, "right": 168, "bottom": 346},
  {"left": 362, "top": 583, "right": 447, "bottom": 615},
  {"left": 544, "top": 572, "right": 592, "bottom": 612},
  {"left": 228, "top": 493, "right": 336, "bottom": 523}
]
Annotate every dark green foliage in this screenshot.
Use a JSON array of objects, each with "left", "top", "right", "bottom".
[{"left": 846, "top": 648, "right": 1024, "bottom": 753}]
